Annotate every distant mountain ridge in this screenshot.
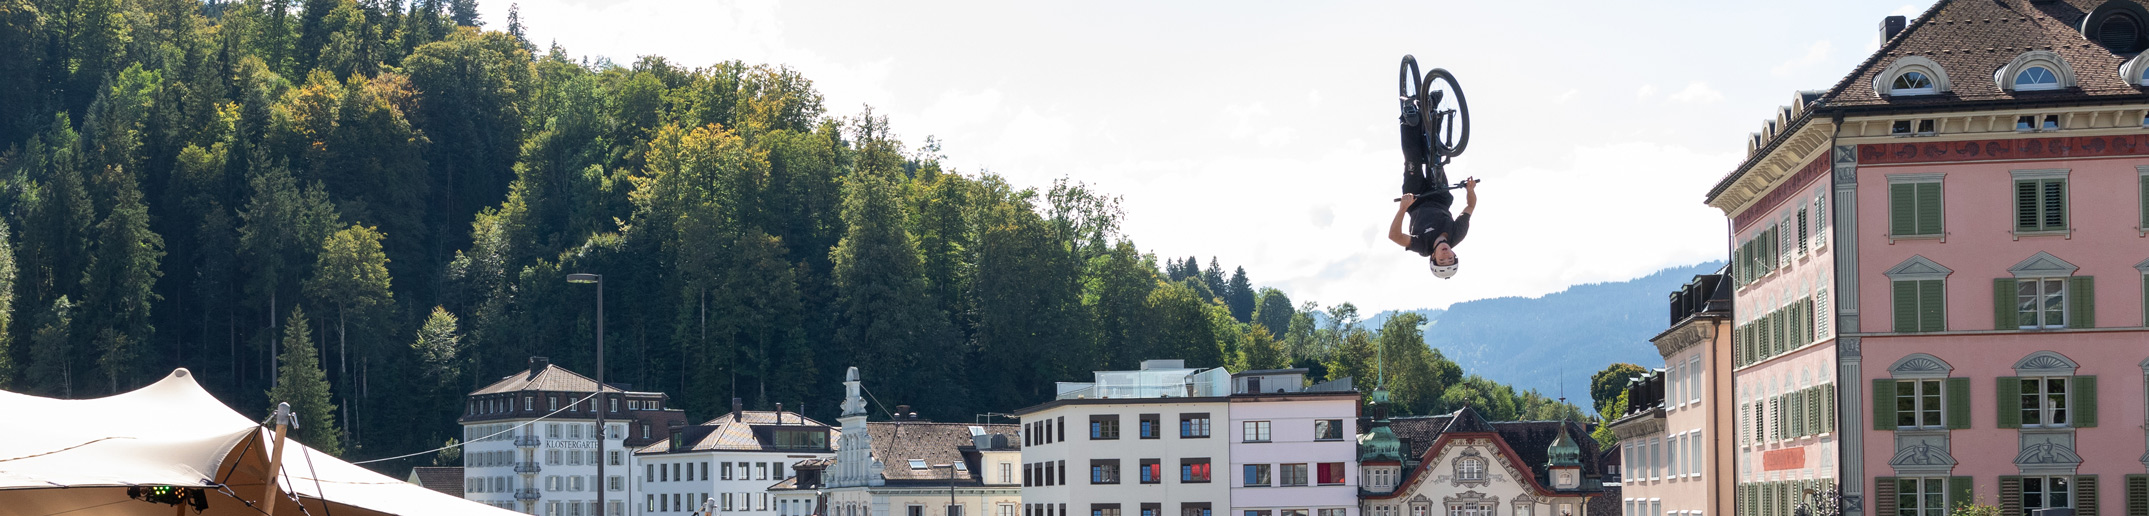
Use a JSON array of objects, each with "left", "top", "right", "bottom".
[{"left": 1365, "top": 261, "right": 1725, "bottom": 405}]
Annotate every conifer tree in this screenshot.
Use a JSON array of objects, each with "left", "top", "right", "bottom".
[
  {"left": 80, "top": 167, "right": 165, "bottom": 393},
  {"left": 1225, "top": 266, "right": 1255, "bottom": 323},
  {"left": 267, "top": 307, "right": 344, "bottom": 455}
]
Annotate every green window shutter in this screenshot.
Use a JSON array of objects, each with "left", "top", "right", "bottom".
[
  {"left": 1825, "top": 382, "right": 1838, "bottom": 431},
  {"left": 2123, "top": 474, "right": 2147, "bottom": 516},
  {"left": 2075, "top": 375, "right": 2098, "bottom": 428},
  {"left": 1916, "top": 181, "right": 1944, "bottom": 235},
  {"left": 1921, "top": 279, "right": 1947, "bottom": 332},
  {"left": 2083, "top": 475, "right": 2102, "bottom": 516},
  {"left": 1996, "top": 278, "right": 2018, "bottom": 330},
  {"left": 1799, "top": 207, "right": 1809, "bottom": 254},
  {"left": 1875, "top": 378, "right": 1899, "bottom": 430},
  {"left": 2140, "top": 174, "right": 2147, "bottom": 230},
  {"left": 1946, "top": 377, "right": 1972, "bottom": 429},
  {"left": 1877, "top": 477, "right": 1900, "bottom": 516},
  {"left": 2017, "top": 180, "right": 2040, "bottom": 231},
  {"left": 1897, "top": 280, "right": 1921, "bottom": 333},
  {"left": 1790, "top": 390, "right": 1805, "bottom": 437},
  {"left": 1997, "top": 377, "right": 2022, "bottom": 428},
  {"left": 1953, "top": 476, "right": 1975, "bottom": 511},
  {"left": 2069, "top": 276, "right": 2096, "bottom": 329},
  {"left": 2044, "top": 180, "right": 2067, "bottom": 230},
  {"left": 2001, "top": 476, "right": 2024, "bottom": 516},
  {"left": 1893, "top": 183, "right": 1918, "bottom": 236}
]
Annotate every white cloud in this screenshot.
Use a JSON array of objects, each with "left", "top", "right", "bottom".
[
  {"left": 1554, "top": 89, "right": 1580, "bottom": 104},
  {"left": 1770, "top": 40, "right": 1833, "bottom": 77},
  {"left": 1891, "top": 4, "right": 1925, "bottom": 17},
  {"left": 1668, "top": 82, "right": 1725, "bottom": 104},
  {"left": 1308, "top": 89, "right": 1324, "bottom": 108},
  {"left": 1635, "top": 84, "right": 1658, "bottom": 99}
]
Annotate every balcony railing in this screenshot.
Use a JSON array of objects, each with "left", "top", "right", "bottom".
[
  {"left": 515, "top": 435, "right": 542, "bottom": 447},
  {"left": 514, "top": 488, "right": 542, "bottom": 500},
  {"left": 514, "top": 462, "right": 543, "bottom": 474}
]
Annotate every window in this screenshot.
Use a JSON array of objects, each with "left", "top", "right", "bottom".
[
  {"left": 1245, "top": 464, "right": 1271, "bottom": 486},
  {"left": 1888, "top": 178, "right": 1943, "bottom": 237},
  {"left": 1446, "top": 504, "right": 1493, "bottom": 516},
  {"left": 1180, "top": 413, "right": 1211, "bottom": 438},
  {"left": 1139, "top": 414, "right": 1160, "bottom": 439},
  {"left": 1892, "top": 279, "right": 1945, "bottom": 333},
  {"left": 2016, "top": 279, "right": 2068, "bottom": 329},
  {"left": 2016, "top": 177, "right": 2067, "bottom": 232},
  {"left": 1315, "top": 419, "right": 1343, "bottom": 440},
  {"left": 2016, "top": 67, "right": 2060, "bottom": 90},
  {"left": 1282, "top": 511, "right": 1308, "bottom": 516},
  {"left": 1895, "top": 478, "right": 1948, "bottom": 516},
  {"left": 1457, "top": 458, "right": 1485, "bottom": 481},
  {"left": 1182, "top": 504, "right": 1213, "bottom": 516},
  {"left": 911, "top": 506, "right": 927, "bottom": 516},
  {"left": 759, "top": 462, "right": 770, "bottom": 480},
  {"left": 1090, "top": 415, "right": 1120, "bottom": 440},
  {"left": 1140, "top": 459, "right": 1161, "bottom": 484},
  {"left": 1280, "top": 463, "right": 1309, "bottom": 486},
  {"left": 1090, "top": 459, "right": 1120, "bottom": 484},
  {"left": 1181, "top": 458, "right": 1211, "bottom": 483},
  {"left": 1891, "top": 72, "right": 1935, "bottom": 94},
  {"left": 2019, "top": 377, "right": 2071, "bottom": 427},
  {"left": 1896, "top": 379, "right": 1943, "bottom": 428},
  {"left": 2015, "top": 114, "right": 2062, "bottom": 132},
  {"left": 1094, "top": 505, "right": 1122, "bottom": 516},
  {"left": 2024, "top": 477, "right": 2073, "bottom": 511},
  {"left": 1890, "top": 119, "right": 1937, "bottom": 136},
  {"left": 952, "top": 506, "right": 966, "bottom": 516},
  {"left": 1243, "top": 421, "right": 1271, "bottom": 442},
  {"left": 1000, "top": 462, "right": 1012, "bottom": 484},
  {"left": 1317, "top": 463, "right": 1346, "bottom": 485},
  {"left": 910, "top": 459, "right": 929, "bottom": 470},
  {"left": 1247, "top": 512, "right": 1273, "bottom": 516}
]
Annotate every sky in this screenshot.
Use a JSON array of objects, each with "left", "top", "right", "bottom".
[{"left": 475, "top": 0, "right": 1931, "bottom": 314}]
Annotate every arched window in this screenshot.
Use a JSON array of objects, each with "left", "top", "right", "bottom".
[
  {"left": 2016, "top": 67, "right": 2060, "bottom": 90},
  {"left": 1875, "top": 57, "right": 1950, "bottom": 96},
  {"left": 1996, "top": 51, "right": 2077, "bottom": 92},
  {"left": 1456, "top": 458, "right": 1485, "bottom": 481},
  {"left": 1891, "top": 72, "right": 1935, "bottom": 94}
]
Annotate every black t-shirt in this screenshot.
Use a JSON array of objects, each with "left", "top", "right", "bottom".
[{"left": 1407, "top": 209, "right": 1470, "bottom": 257}]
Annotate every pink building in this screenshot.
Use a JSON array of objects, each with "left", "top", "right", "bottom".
[
  {"left": 1706, "top": 2, "right": 2149, "bottom": 516},
  {"left": 1607, "top": 274, "right": 1737, "bottom": 516}
]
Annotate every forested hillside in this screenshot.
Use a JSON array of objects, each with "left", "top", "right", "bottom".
[{"left": 0, "top": 0, "right": 1581, "bottom": 469}]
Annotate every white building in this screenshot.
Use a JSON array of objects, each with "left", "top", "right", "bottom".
[
  {"left": 633, "top": 400, "right": 837, "bottom": 515},
  {"left": 1357, "top": 407, "right": 1612, "bottom": 516},
  {"left": 822, "top": 366, "right": 1024, "bottom": 516},
  {"left": 462, "top": 357, "right": 688, "bottom": 515},
  {"left": 1226, "top": 370, "right": 1361, "bottom": 516},
  {"left": 1015, "top": 359, "right": 1234, "bottom": 516}
]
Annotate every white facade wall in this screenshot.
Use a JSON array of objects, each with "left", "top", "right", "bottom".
[
  {"left": 1227, "top": 397, "right": 1360, "bottom": 516},
  {"left": 636, "top": 451, "right": 834, "bottom": 515},
  {"left": 462, "top": 419, "right": 630, "bottom": 516},
  {"left": 1019, "top": 401, "right": 1232, "bottom": 516}
]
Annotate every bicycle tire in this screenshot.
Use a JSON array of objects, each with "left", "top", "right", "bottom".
[
  {"left": 1398, "top": 55, "right": 1423, "bottom": 100},
  {"left": 1419, "top": 68, "right": 1471, "bottom": 158}
]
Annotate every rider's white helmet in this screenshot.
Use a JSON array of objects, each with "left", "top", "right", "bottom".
[{"left": 1430, "top": 261, "right": 1458, "bottom": 279}]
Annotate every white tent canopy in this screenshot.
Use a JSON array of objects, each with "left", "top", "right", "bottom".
[{"left": 0, "top": 368, "right": 521, "bottom": 516}]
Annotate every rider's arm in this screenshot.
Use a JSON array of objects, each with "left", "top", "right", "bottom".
[
  {"left": 1388, "top": 194, "right": 1414, "bottom": 248},
  {"left": 1460, "top": 177, "right": 1479, "bottom": 215}
]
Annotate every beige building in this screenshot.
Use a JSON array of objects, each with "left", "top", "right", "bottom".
[
  {"left": 821, "top": 367, "right": 1023, "bottom": 516},
  {"left": 1608, "top": 273, "right": 1737, "bottom": 516},
  {"left": 1015, "top": 360, "right": 1233, "bottom": 516}
]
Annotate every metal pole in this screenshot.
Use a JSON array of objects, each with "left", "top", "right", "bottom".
[{"left": 597, "top": 275, "right": 606, "bottom": 516}]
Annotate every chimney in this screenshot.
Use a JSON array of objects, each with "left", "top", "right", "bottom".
[
  {"left": 732, "top": 398, "right": 744, "bottom": 421},
  {"left": 775, "top": 403, "right": 785, "bottom": 425},
  {"left": 527, "top": 356, "right": 550, "bottom": 375},
  {"left": 894, "top": 405, "right": 911, "bottom": 420},
  {"left": 1879, "top": 15, "right": 1907, "bottom": 46}
]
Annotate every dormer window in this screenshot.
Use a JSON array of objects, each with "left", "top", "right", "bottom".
[
  {"left": 2015, "top": 67, "right": 2061, "bottom": 91},
  {"left": 1890, "top": 72, "right": 1936, "bottom": 95},
  {"left": 1876, "top": 57, "right": 1950, "bottom": 96},
  {"left": 1996, "top": 51, "right": 2076, "bottom": 92}
]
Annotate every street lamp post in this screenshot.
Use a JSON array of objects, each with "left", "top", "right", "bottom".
[{"left": 567, "top": 273, "right": 605, "bottom": 515}]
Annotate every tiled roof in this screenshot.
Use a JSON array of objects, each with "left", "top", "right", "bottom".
[
  {"left": 407, "top": 466, "right": 464, "bottom": 496},
  {"left": 866, "top": 422, "right": 1020, "bottom": 483},
  {"left": 632, "top": 410, "right": 837, "bottom": 454},
  {"left": 470, "top": 364, "right": 627, "bottom": 395},
  {"left": 1825, "top": 0, "right": 2146, "bottom": 110},
  {"left": 1386, "top": 407, "right": 1607, "bottom": 495}
]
